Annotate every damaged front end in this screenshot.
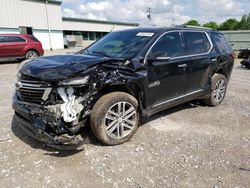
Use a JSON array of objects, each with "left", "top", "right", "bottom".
[
  {"left": 13, "top": 59, "right": 141, "bottom": 150},
  {"left": 13, "top": 72, "right": 99, "bottom": 150}
]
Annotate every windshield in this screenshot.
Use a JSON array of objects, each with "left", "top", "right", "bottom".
[{"left": 83, "top": 30, "right": 154, "bottom": 59}]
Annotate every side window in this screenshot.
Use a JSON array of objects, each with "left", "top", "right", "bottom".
[
  {"left": 211, "top": 33, "right": 232, "bottom": 54},
  {"left": 28, "top": 35, "right": 40, "bottom": 42},
  {"left": 0, "top": 36, "right": 7, "bottom": 43},
  {"left": 184, "top": 32, "right": 210, "bottom": 55},
  {"left": 150, "top": 32, "right": 183, "bottom": 58},
  {"left": 5, "top": 36, "right": 26, "bottom": 43}
]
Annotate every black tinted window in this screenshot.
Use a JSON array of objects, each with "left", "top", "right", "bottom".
[
  {"left": 151, "top": 32, "right": 183, "bottom": 58},
  {"left": 212, "top": 33, "right": 232, "bottom": 54},
  {"left": 0, "top": 36, "right": 7, "bottom": 43},
  {"left": 5, "top": 36, "right": 25, "bottom": 43},
  {"left": 184, "top": 32, "right": 210, "bottom": 55},
  {"left": 28, "top": 35, "right": 40, "bottom": 42}
]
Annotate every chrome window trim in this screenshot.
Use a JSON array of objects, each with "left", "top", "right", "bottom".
[
  {"left": 152, "top": 89, "right": 204, "bottom": 108},
  {"left": 144, "top": 30, "right": 213, "bottom": 64}
]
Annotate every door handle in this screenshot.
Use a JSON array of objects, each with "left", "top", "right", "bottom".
[
  {"left": 178, "top": 64, "right": 187, "bottom": 68},
  {"left": 210, "top": 58, "right": 217, "bottom": 62}
]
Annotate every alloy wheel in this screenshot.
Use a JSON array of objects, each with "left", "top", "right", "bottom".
[
  {"left": 104, "top": 101, "right": 137, "bottom": 140},
  {"left": 213, "top": 79, "right": 226, "bottom": 103}
]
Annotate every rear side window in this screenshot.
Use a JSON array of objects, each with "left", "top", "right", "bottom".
[
  {"left": 211, "top": 33, "right": 232, "bottom": 54},
  {"left": 5, "top": 36, "right": 26, "bottom": 43},
  {"left": 184, "top": 32, "right": 211, "bottom": 55},
  {"left": 151, "top": 32, "right": 183, "bottom": 58},
  {"left": 28, "top": 35, "right": 40, "bottom": 42}
]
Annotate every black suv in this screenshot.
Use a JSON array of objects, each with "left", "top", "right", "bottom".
[{"left": 13, "top": 26, "right": 234, "bottom": 149}]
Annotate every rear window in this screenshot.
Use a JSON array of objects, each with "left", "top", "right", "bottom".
[
  {"left": 211, "top": 33, "right": 232, "bottom": 54},
  {"left": 184, "top": 32, "right": 211, "bottom": 55},
  {"left": 5, "top": 36, "right": 26, "bottom": 43},
  {"left": 28, "top": 35, "right": 40, "bottom": 42}
]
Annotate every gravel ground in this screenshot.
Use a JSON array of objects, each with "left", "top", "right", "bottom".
[{"left": 0, "top": 57, "right": 249, "bottom": 188}]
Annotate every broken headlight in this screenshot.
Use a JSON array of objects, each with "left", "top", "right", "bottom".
[{"left": 59, "top": 76, "right": 90, "bottom": 86}]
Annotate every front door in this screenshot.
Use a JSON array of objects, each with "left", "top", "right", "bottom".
[
  {"left": 4, "top": 36, "right": 26, "bottom": 57},
  {"left": 0, "top": 36, "right": 7, "bottom": 58},
  {"left": 146, "top": 31, "right": 188, "bottom": 107}
]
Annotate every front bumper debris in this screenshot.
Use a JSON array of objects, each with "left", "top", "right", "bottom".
[{"left": 12, "top": 95, "right": 86, "bottom": 150}]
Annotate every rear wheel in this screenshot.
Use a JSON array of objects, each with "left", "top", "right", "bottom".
[
  {"left": 90, "top": 92, "right": 139, "bottom": 145},
  {"left": 203, "top": 74, "right": 227, "bottom": 106},
  {"left": 26, "top": 50, "right": 39, "bottom": 59}
]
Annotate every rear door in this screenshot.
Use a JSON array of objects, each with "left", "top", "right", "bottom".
[
  {"left": 183, "top": 31, "right": 213, "bottom": 92},
  {"left": 4, "top": 36, "right": 26, "bottom": 57}
]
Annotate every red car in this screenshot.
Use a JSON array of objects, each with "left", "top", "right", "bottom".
[{"left": 0, "top": 34, "right": 44, "bottom": 60}]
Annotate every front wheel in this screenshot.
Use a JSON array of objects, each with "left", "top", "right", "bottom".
[
  {"left": 90, "top": 92, "right": 139, "bottom": 145},
  {"left": 203, "top": 74, "right": 227, "bottom": 106}
]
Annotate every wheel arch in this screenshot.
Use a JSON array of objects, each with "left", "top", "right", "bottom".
[
  {"left": 98, "top": 83, "right": 144, "bottom": 113},
  {"left": 25, "top": 49, "right": 40, "bottom": 56},
  {"left": 215, "top": 68, "right": 225, "bottom": 77}
]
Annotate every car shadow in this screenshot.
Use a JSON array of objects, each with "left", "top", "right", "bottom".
[
  {"left": 11, "top": 100, "right": 204, "bottom": 157},
  {"left": 0, "top": 60, "right": 21, "bottom": 64},
  {"left": 141, "top": 100, "right": 202, "bottom": 125},
  {"left": 11, "top": 116, "right": 85, "bottom": 157}
]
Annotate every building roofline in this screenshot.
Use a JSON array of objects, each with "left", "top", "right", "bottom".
[
  {"left": 62, "top": 17, "right": 139, "bottom": 27},
  {"left": 222, "top": 30, "right": 250, "bottom": 33}
]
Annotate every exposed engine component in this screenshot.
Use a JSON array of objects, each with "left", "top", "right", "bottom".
[{"left": 57, "top": 87, "right": 84, "bottom": 123}]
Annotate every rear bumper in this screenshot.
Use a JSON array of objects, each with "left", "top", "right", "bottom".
[{"left": 12, "top": 95, "right": 85, "bottom": 150}]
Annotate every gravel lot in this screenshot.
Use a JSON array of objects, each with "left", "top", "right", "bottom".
[{"left": 0, "top": 57, "right": 249, "bottom": 188}]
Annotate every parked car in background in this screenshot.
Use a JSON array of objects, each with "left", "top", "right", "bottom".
[
  {"left": 238, "top": 48, "right": 250, "bottom": 59},
  {"left": 240, "top": 57, "right": 250, "bottom": 69},
  {"left": 13, "top": 26, "right": 234, "bottom": 150},
  {"left": 0, "top": 34, "right": 44, "bottom": 61}
]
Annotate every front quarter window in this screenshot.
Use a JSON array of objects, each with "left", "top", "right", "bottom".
[{"left": 83, "top": 30, "right": 154, "bottom": 59}]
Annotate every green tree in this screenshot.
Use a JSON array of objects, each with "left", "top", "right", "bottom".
[
  {"left": 238, "top": 13, "right": 250, "bottom": 30},
  {"left": 203, "top": 22, "right": 219, "bottom": 30},
  {"left": 185, "top": 20, "right": 200, "bottom": 26},
  {"left": 218, "top": 18, "right": 239, "bottom": 30}
]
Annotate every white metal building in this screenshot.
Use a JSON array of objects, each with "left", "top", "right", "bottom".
[
  {"left": 223, "top": 30, "right": 250, "bottom": 50},
  {"left": 0, "top": 0, "right": 139, "bottom": 50}
]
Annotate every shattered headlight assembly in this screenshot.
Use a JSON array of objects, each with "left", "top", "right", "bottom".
[{"left": 59, "top": 75, "right": 90, "bottom": 86}]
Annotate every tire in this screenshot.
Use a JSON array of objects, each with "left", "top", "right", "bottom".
[
  {"left": 26, "top": 50, "right": 39, "bottom": 59},
  {"left": 203, "top": 74, "right": 227, "bottom": 106},
  {"left": 90, "top": 92, "right": 139, "bottom": 145}
]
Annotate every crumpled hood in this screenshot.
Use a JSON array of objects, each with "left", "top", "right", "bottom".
[{"left": 20, "top": 54, "right": 108, "bottom": 81}]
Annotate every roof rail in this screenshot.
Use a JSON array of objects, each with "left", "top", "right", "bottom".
[{"left": 176, "top": 25, "right": 212, "bottom": 30}]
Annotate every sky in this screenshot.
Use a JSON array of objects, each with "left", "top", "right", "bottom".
[{"left": 61, "top": 0, "right": 250, "bottom": 26}]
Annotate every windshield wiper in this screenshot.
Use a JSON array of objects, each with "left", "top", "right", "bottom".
[{"left": 92, "top": 51, "right": 111, "bottom": 58}]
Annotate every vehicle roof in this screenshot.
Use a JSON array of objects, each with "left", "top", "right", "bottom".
[
  {"left": 115, "top": 26, "right": 221, "bottom": 34},
  {"left": 0, "top": 33, "right": 33, "bottom": 37}
]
